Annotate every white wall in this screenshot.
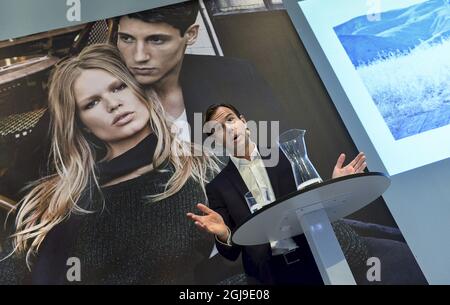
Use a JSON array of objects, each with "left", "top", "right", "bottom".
[{"left": 285, "top": 0, "right": 450, "bottom": 284}]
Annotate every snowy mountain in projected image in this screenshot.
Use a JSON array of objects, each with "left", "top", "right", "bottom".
[{"left": 334, "top": 0, "right": 450, "bottom": 140}]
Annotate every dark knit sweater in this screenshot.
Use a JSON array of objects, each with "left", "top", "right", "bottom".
[{"left": 0, "top": 167, "right": 214, "bottom": 285}]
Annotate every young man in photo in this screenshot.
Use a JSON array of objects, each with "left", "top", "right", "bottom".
[{"left": 116, "top": 0, "right": 285, "bottom": 141}]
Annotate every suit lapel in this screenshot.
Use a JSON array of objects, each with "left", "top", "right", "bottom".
[
  {"left": 223, "top": 161, "right": 250, "bottom": 199},
  {"left": 264, "top": 148, "right": 297, "bottom": 197},
  {"left": 261, "top": 149, "right": 281, "bottom": 199},
  {"left": 180, "top": 55, "right": 204, "bottom": 141}
]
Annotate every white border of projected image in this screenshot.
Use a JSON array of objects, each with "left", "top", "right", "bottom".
[{"left": 296, "top": 0, "right": 450, "bottom": 175}]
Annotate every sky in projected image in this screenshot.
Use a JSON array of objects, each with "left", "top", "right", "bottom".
[{"left": 334, "top": 0, "right": 450, "bottom": 140}]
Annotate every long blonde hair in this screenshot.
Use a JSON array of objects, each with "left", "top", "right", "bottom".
[{"left": 11, "top": 44, "right": 219, "bottom": 266}]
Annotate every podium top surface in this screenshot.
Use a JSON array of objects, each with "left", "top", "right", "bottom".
[{"left": 232, "top": 172, "right": 390, "bottom": 246}]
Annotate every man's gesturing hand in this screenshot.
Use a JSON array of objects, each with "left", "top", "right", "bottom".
[
  {"left": 187, "top": 203, "right": 230, "bottom": 243},
  {"left": 332, "top": 152, "right": 367, "bottom": 179}
]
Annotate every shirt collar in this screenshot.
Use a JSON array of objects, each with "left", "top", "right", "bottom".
[
  {"left": 167, "top": 109, "right": 188, "bottom": 123},
  {"left": 230, "top": 143, "right": 261, "bottom": 168}
]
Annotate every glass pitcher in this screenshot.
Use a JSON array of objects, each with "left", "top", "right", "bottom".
[{"left": 277, "top": 129, "right": 323, "bottom": 190}]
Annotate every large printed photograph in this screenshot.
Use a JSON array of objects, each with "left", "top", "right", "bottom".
[
  {"left": 0, "top": 0, "right": 425, "bottom": 285},
  {"left": 334, "top": 0, "right": 450, "bottom": 140},
  {"left": 295, "top": 0, "right": 450, "bottom": 176}
]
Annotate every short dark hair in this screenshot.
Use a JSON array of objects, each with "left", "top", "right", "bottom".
[
  {"left": 204, "top": 104, "right": 242, "bottom": 136},
  {"left": 124, "top": 1, "right": 200, "bottom": 36}
]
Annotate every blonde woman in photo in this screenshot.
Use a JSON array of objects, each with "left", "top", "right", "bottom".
[{"left": 0, "top": 44, "right": 220, "bottom": 284}]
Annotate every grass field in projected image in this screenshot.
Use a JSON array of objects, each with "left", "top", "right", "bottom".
[{"left": 334, "top": 0, "right": 450, "bottom": 140}]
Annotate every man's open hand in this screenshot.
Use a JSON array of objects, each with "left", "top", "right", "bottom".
[
  {"left": 187, "top": 203, "right": 230, "bottom": 242},
  {"left": 332, "top": 152, "right": 367, "bottom": 179}
]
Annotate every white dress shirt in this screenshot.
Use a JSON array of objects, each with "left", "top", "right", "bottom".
[
  {"left": 229, "top": 145, "right": 276, "bottom": 207},
  {"left": 218, "top": 144, "right": 298, "bottom": 255}
]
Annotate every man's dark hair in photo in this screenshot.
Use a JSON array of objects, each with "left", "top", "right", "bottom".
[{"left": 126, "top": 1, "right": 200, "bottom": 36}]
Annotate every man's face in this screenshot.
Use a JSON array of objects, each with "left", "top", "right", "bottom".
[
  {"left": 208, "top": 106, "right": 250, "bottom": 155},
  {"left": 117, "top": 17, "right": 197, "bottom": 86}
]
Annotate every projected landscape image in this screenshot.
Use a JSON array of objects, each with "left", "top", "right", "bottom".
[{"left": 334, "top": 0, "right": 450, "bottom": 140}]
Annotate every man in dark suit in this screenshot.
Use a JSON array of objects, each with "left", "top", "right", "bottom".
[{"left": 187, "top": 104, "right": 367, "bottom": 284}]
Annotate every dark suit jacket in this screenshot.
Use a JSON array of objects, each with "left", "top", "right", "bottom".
[{"left": 206, "top": 148, "right": 321, "bottom": 284}]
